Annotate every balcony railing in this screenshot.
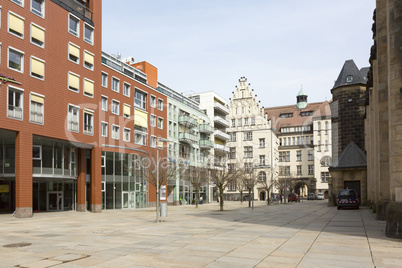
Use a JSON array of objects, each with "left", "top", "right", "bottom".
[
  {"left": 178, "top": 132, "right": 198, "bottom": 144},
  {"left": 199, "top": 124, "right": 213, "bottom": 134},
  {"left": 213, "top": 130, "right": 230, "bottom": 141},
  {"left": 101, "top": 52, "right": 147, "bottom": 84},
  {"left": 214, "top": 144, "right": 230, "bottom": 153},
  {"left": 58, "top": 0, "right": 93, "bottom": 21},
  {"left": 214, "top": 102, "right": 229, "bottom": 115},
  {"left": 178, "top": 115, "right": 198, "bottom": 127},
  {"left": 213, "top": 116, "right": 229, "bottom": 128},
  {"left": 199, "top": 139, "right": 214, "bottom": 148}
]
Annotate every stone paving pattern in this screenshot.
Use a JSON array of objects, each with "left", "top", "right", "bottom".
[{"left": 1, "top": 201, "right": 401, "bottom": 268}]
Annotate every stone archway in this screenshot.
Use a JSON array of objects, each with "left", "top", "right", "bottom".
[
  {"left": 259, "top": 191, "right": 266, "bottom": 201},
  {"left": 294, "top": 180, "right": 311, "bottom": 198}
]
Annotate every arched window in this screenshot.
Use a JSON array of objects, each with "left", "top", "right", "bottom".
[{"left": 258, "top": 171, "right": 266, "bottom": 181}]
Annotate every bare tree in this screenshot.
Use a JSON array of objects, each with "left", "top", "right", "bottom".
[
  {"left": 236, "top": 176, "right": 246, "bottom": 204},
  {"left": 257, "top": 170, "right": 277, "bottom": 205},
  {"left": 210, "top": 167, "right": 240, "bottom": 211},
  {"left": 275, "top": 172, "right": 295, "bottom": 203},
  {"left": 238, "top": 168, "right": 259, "bottom": 208},
  {"left": 182, "top": 166, "right": 209, "bottom": 208}
]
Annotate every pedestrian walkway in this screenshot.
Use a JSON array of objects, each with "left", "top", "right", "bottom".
[{"left": 0, "top": 201, "right": 401, "bottom": 267}]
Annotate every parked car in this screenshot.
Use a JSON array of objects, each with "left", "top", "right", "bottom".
[
  {"left": 288, "top": 193, "right": 300, "bottom": 202},
  {"left": 316, "top": 193, "right": 325, "bottom": 200},
  {"left": 337, "top": 189, "right": 359, "bottom": 210},
  {"left": 307, "top": 193, "right": 315, "bottom": 200}
]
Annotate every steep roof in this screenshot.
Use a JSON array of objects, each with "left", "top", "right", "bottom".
[
  {"left": 333, "top": 60, "right": 367, "bottom": 89},
  {"left": 331, "top": 141, "right": 367, "bottom": 169},
  {"left": 264, "top": 101, "right": 331, "bottom": 133},
  {"left": 297, "top": 88, "right": 307, "bottom": 97}
]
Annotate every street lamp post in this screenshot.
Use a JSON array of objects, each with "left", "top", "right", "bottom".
[{"left": 156, "top": 137, "right": 170, "bottom": 223}]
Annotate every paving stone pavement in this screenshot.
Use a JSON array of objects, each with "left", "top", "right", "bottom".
[{"left": 1, "top": 200, "right": 401, "bottom": 268}]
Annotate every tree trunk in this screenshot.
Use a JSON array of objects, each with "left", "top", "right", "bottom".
[
  {"left": 248, "top": 189, "right": 252, "bottom": 208},
  {"left": 219, "top": 186, "right": 224, "bottom": 211},
  {"left": 195, "top": 189, "right": 199, "bottom": 208},
  {"left": 240, "top": 191, "right": 243, "bottom": 204}
]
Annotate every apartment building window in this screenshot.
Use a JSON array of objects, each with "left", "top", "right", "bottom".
[
  {"left": 112, "top": 125, "right": 120, "bottom": 140},
  {"left": 283, "top": 138, "right": 287, "bottom": 146},
  {"left": 158, "top": 118, "right": 163, "bottom": 129},
  {"left": 244, "top": 131, "right": 252, "bottom": 141},
  {"left": 150, "top": 114, "right": 156, "bottom": 127},
  {"left": 157, "top": 99, "right": 163, "bottom": 110},
  {"left": 8, "top": 12, "right": 24, "bottom": 38},
  {"left": 84, "top": 23, "right": 94, "bottom": 45},
  {"left": 83, "top": 78, "right": 94, "bottom": 97},
  {"left": 123, "top": 83, "right": 130, "bottom": 97},
  {"left": 259, "top": 138, "right": 265, "bottom": 148},
  {"left": 135, "top": 90, "right": 147, "bottom": 109},
  {"left": 310, "top": 136, "right": 314, "bottom": 144},
  {"left": 84, "top": 51, "right": 94, "bottom": 70},
  {"left": 317, "top": 141, "right": 321, "bottom": 152},
  {"left": 297, "top": 165, "right": 302, "bottom": 175},
  {"left": 101, "top": 72, "right": 108, "bottom": 87},
  {"left": 321, "top": 172, "right": 329, "bottom": 183},
  {"left": 101, "top": 96, "right": 108, "bottom": 111},
  {"left": 229, "top": 132, "right": 236, "bottom": 142},
  {"left": 258, "top": 171, "right": 266, "bottom": 181},
  {"left": 279, "top": 151, "right": 290, "bottom": 162},
  {"left": 229, "top": 147, "right": 236, "bottom": 159},
  {"left": 244, "top": 146, "right": 253, "bottom": 158},
  {"left": 308, "top": 165, "right": 314, "bottom": 175},
  {"left": 150, "top": 95, "right": 156, "bottom": 108},
  {"left": 31, "top": 0, "right": 44, "bottom": 17},
  {"left": 30, "top": 57, "right": 44, "bottom": 80},
  {"left": 111, "top": 77, "right": 119, "bottom": 92},
  {"left": 134, "top": 126, "right": 147, "bottom": 145},
  {"left": 8, "top": 47, "right": 24, "bottom": 72},
  {"left": 123, "top": 104, "right": 130, "bottom": 118},
  {"left": 8, "top": 87, "right": 23, "bottom": 120},
  {"left": 31, "top": 23, "right": 45, "bottom": 47},
  {"left": 296, "top": 137, "right": 300, "bottom": 145},
  {"left": 231, "top": 119, "right": 235, "bottom": 127},
  {"left": 150, "top": 136, "right": 157, "bottom": 148},
  {"left": 259, "top": 155, "right": 265, "bottom": 166},
  {"left": 30, "top": 93, "right": 44, "bottom": 124},
  {"left": 69, "top": 14, "right": 80, "bottom": 37},
  {"left": 251, "top": 117, "right": 255, "bottom": 126},
  {"left": 227, "top": 181, "right": 236, "bottom": 190},
  {"left": 244, "top": 163, "right": 252, "bottom": 173},
  {"left": 68, "top": 105, "right": 79, "bottom": 132},
  {"left": 238, "top": 118, "right": 242, "bottom": 127},
  {"left": 68, "top": 43, "right": 79, "bottom": 63},
  {"left": 280, "top": 166, "right": 290, "bottom": 176},
  {"left": 325, "top": 140, "right": 329, "bottom": 151},
  {"left": 123, "top": 128, "right": 130, "bottom": 142},
  {"left": 325, "top": 121, "right": 329, "bottom": 135},
  {"left": 308, "top": 150, "right": 314, "bottom": 161},
  {"left": 67, "top": 72, "right": 80, "bottom": 92},
  {"left": 83, "top": 110, "right": 94, "bottom": 135},
  {"left": 11, "top": 0, "right": 24, "bottom": 7},
  {"left": 244, "top": 118, "right": 248, "bottom": 126},
  {"left": 111, "top": 100, "right": 119, "bottom": 115},
  {"left": 101, "top": 122, "right": 108, "bottom": 137},
  {"left": 296, "top": 150, "right": 302, "bottom": 161}
]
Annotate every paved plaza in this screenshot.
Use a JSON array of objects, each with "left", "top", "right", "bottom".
[{"left": 1, "top": 201, "right": 401, "bottom": 268}]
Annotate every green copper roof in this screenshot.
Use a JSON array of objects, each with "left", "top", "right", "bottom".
[{"left": 297, "top": 88, "right": 307, "bottom": 97}]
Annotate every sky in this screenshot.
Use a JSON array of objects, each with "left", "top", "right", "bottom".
[{"left": 102, "top": 0, "right": 376, "bottom": 107}]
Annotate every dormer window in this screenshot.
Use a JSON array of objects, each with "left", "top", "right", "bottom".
[
  {"left": 280, "top": 113, "right": 293, "bottom": 118},
  {"left": 346, "top": 75, "right": 353, "bottom": 83}
]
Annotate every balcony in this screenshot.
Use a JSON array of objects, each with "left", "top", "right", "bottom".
[
  {"left": 178, "top": 115, "right": 198, "bottom": 128},
  {"left": 214, "top": 102, "right": 229, "bottom": 115},
  {"left": 101, "top": 52, "right": 147, "bottom": 84},
  {"left": 58, "top": 0, "right": 92, "bottom": 21},
  {"left": 178, "top": 132, "right": 198, "bottom": 144},
  {"left": 200, "top": 139, "right": 214, "bottom": 149},
  {"left": 214, "top": 144, "right": 230, "bottom": 153},
  {"left": 214, "top": 130, "right": 230, "bottom": 141},
  {"left": 199, "top": 124, "right": 213, "bottom": 134},
  {"left": 214, "top": 116, "right": 229, "bottom": 128}
]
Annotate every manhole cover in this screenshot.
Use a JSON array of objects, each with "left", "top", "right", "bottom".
[{"left": 4, "top": 242, "right": 32, "bottom": 248}]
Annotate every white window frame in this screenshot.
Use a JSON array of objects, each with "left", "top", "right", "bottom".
[
  {"left": 123, "top": 128, "right": 131, "bottom": 142},
  {"left": 29, "top": 93, "right": 44, "bottom": 125},
  {"left": 83, "top": 22, "right": 94, "bottom": 45},
  {"left": 8, "top": 11, "right": 24, "bottom": 39},
  {"left": 68, "top": 42, "right": 80, "bottom": 64},
  {"left": 150, "top": 95, "right": 156, "bottom": 108},
  {"left": 68, "top": 71, "right": 80, "bottom": 93},
  {"left": 123, "top": 82, "right": 131, "bottom": 97},
  {"left": 101, "top": 121, "right": 108, "bottom": 137},
  {"left": 150, "top": 135, "right": 157, "bottom": 148},
  {"left": 134, "top": 88, "right": 147, "bottom": 110},
  {"left": 111, "top": 99, "right": 120, "bottom": 115},
  {"left": 7, "top": 85, "right": 24, "bottom": 120},
  {"left": 101, "top": 72, "right": 108, "bottom": 88},
  {"left": 30, "top": 23, "right": 45, "bottom": 48},
  {"left": 83, "top": 50, "right": 94, "bottom": 70},
  {"left": 8, "top": 46, "right": 24, "bottom": 73},
  {"left": 158, "top": 117, "right": 163, "bottom": 129},
  {"left": 68, "top": 13, "right": 80, "bottom": 37},
  {"left": 83, "top": 77, "right": 94, "bottom": 98},
  {"left": 11, "top": 0, "right": 24, "bottom": 7},
  {"left": 134, "top": 127, "right": 147, "bottom": 146},
  {"left": 123, "top": 104, "right": 131, "bottom": 118},
  {"left": 30, "top": 56, "right": 45, "bottom": 80},
  {"left": 32, "top": 145, "right": 42, "bottom": 160},
  {"left": 111, "top": 77, "right": 120, "bottom": 92},
  {"left": 83, "top": 109, "right": 94, "bottom": 135},
  {"left": 101, "top": 95, "right": 108, "bottom": 111},
  {"left": 67, "top": 104, "right": 79, "bottom": 133},
  {"left": 150, "top": 114, "right": 156, "bottom": 127},
  {"left": 308, "top": 165, "right": 314, "bottom": 175},
  {"left": 157, "top": 98, "right": 163, "bottom": 111},
  {"left": 31, "top": 0, "right": 44, "bottom": 18},
  {"left": 112, "top": 125, "right": 120, "bottom": 140}
]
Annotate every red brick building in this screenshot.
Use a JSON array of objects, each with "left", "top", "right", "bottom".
[{"left": 0, "top": 0, "right": 166, "bottom": 217}]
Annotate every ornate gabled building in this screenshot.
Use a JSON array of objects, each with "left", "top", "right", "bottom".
[
  {"left": 265, "top": 90, "right": 332, "bottom": 199},
  {"left": 226, "top": 77, "right": 275, "bottom": 201}
]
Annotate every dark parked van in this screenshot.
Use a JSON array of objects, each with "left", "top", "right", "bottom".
[{"left": 337, "top": 189, "right": 359, "bottom": 210}]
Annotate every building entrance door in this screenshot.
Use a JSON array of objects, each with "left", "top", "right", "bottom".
[
  {"left": 47, "top": 191, "right": 63, "bottom": 211},
  {"left": 122, "top": 191, "right": 135, "bottom": 209}
]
